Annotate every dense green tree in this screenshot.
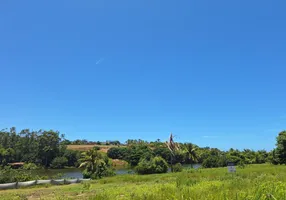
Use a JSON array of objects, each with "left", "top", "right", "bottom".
[
  {"left": 202, "top": 156, "right": 220, "bottom": 168},
  {"left": 0, "top": 128, "right": 66, "bottom": 168},
  {"left": 107, "top": 147, "right": 128, "bottom": 160},
  {"left": 274, "top": 131, "right": 286, "bottom": 164},
  {"left": 50, "top": 157, "right": 68, "bottom": 169},
  {"left": 182, "top": 143, "right": 198, "bottom": 166},
  {"left": 153, "top": 146, "right": 172, "bottom": 163},
  {"left": 269, "top": 149, "right": 279, "bottom": 165},
  {"left": 38, "top": 130, "right": 62, "bottom": 167},
  {"left": 19, "top": 130, "right": 39, "bottom": 163},
  {"left": 126, "top": 144, "right": 153, "bottom": 166},
  {"left": 63, "top": 149, "right": 81, "bottom": 167}
]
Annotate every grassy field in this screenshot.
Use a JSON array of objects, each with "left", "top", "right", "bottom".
[{"left": 1, "top": 164, "right": 286, "bottom": 200}]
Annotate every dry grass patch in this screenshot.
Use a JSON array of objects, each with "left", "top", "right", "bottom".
[{"left": 67, "top": 145, "right": 115, "bottom": 152}]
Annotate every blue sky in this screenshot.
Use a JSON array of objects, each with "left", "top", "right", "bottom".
[{"left": 1, "top": 0, "right": 285, "bottom": 150}]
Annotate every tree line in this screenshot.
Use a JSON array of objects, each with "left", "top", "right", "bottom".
[
  {"left": 63, "top": 139, "right": 121, "bottom": 146},
  {"left": 107, "top": 139, "right": 270, "bottom": 169},
  {"left": 0, "top": 128, "right": 80, "bottom": 168},
  {"left": 1, "top": 127, "right": 286, "bottom": 178}
]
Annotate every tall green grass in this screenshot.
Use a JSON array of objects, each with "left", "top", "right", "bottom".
[{"left": 1, "top": 164, "right": 286, "bottom": 199}]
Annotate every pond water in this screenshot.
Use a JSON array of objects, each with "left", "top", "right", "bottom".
[
  {"left": 32, "top": 168, "right": 84, "bottom": 179},
  {"left": 33, "top": 164, "right": 202, "bottom": 179}
]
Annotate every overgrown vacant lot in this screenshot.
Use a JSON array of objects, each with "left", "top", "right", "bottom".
[{"left": 1, "top": 164, "right": 286, "bottom": 200}]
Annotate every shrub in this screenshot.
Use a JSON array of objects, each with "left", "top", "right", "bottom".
[
  {"left": 82, "top": 169, "right": 92, "bottom": 179},
  {"left": 173, "top": 151, "right": 186, "bottom": 164},
  {"left": 136, "top": 158, "right": 154, "bottom": 175},
  {"left": 126, "top": 145, "right": 153, "bottom": 166},
  {"left": 0, "top": 166, "right": 44, "bottom": 183},
  {"left": 135, "top": 156, "right": 168, "bottom": 175},
  {"left": 91, "top": 158, "right": 115, "bottom": 179},
  {"left": 202, "top": 157, "right": 219, "bottom": 168},
  {"left": 85, "top": 160, "right": 115, "bottom": 179},
  {"left": 50, "top": 157, "right": 68, "bottom": 169},
  {"left": 238, "top": 160, "right": 246, "bottom": 168},
  {"left": 227, "top": 155, "right": 241, "bottom": 165},
  {"left": 153, "top": 147, "right": 172, "bottom": 163},
  {"left": 152, "top": 156, "right": 169, "bottom": 173},
  {"left": 63, "top": 149, "right": 81, "bottom": 167},
  {"left": 102, "top": 167, "right": 116, "bottom": 177},
  {"left": 22, "top": 163, "right": 39, "bottom": 170},
  {"left": 52, "top": 173, "right": 63, "bottom": 179},
  {"left": 93, "top": 146, "right": 101, "bottom": 151},
  {"left": 172, "top": 163, "right": 183, "bottom": 172}
]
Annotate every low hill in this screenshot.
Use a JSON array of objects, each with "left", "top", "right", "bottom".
[
  {"left": 67, "top": 145, "right": 125, "bottom": 153},
  {"left": 67, "top": 145, "right": 128, "bottom": 167}
]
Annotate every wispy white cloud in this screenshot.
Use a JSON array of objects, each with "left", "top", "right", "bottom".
[{"left": 96, "top": 58, "right": 104, "bottom": 65}]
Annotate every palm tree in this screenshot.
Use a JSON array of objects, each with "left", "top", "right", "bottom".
[
  {"left": 79, "top": 149, "right": 114, "bottom": 179},
  {"left": 166, "top": 133, "right": 180, "bottom": 172},
  {"left": 79, "top": 149, "right": 103, "bottom": 174},
  {"left": 183, "top": 143, "right": 198, "bottom": 168}
]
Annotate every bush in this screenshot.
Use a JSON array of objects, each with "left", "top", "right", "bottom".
[
  {"left": 22, "top": 163, "right": 39, "bottom": 170},
  {"left": 135, "top": 156, "right": 168, "bottom": 175},
  {"left": 227, "top": 155, "right": 241, "bottom": 165},
  {"left": 135, "top": 158, "right": 153, "bottom": 175},
  {"left": 63, "top": 150, "right": 81, "bottom": 167},
  {"left": 152, "top": 156, "right": 169, "bottom": 173},
  {"left": 52, "top": 173, "right": 63, "bottom": 179},
  {"left": 107, "top": 145, "right": 154, "bottom": 166},
  {"left": 173, "top": 151, "right": 186, "bottom": 164},
  {"left": 153, "top": 147, "right": 172, "bottom": 163},
  {"left": 238, "top": 160, "right": 246, "bottom": 168},
  {"left": 202, "top": 157, "right": 219, "bottom": 168},
  {"left": 93, "top": 146, "right": 101, "bottom": 151},
  {"left": 99, "top": 167, "right": 116, "bottom": 178},
  {"left": 82, "top": 169, "right": 92, "bottom": 179},
  {"left": 92, "top": 160, "right": 115, "bottom": 179},
  {"left": 127, "top": 145, "right": 153, "bottom": 166},
  {"left": 0, "top": 166, "right": 44, "bottom": 183},
  {"left": 50, "top": 157, "right": 68, "bottom": 169},
  {"left": 172, "top": 163, "right": 183, "bottom": 172},
  {"left": 201, "top": 154, "right": 237, "bottom": 168},
  {"left": 83, "top": 160, "right": 115, "bottom": 179}
]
